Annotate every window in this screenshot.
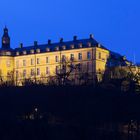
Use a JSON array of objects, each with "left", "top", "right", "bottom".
[
  {"left": 55, "top": 56, "right": 59, "bottom": 62},
  {"left": 31, "top": 59, "right": 34, "bottom": 65},
  {"left": 16, "top": 52, "right": 19, "bottom": 56},
  {"left": 78, "top": 53, "right": 82, "bottom": 60},
  {"left": 31, "top": 69, "right": 35, "bottom": 76},
  {"left": 23, "top": 70, "right": 26, "bottom": 78},
  {"left": 23, "top": 60, "right": 26, "bottom": 66},
  {"left": 37, "top": 68, "right": 40, "bottom": 76},
  {"left": 87, "top": 52, "right": 91, "bottom": 60},
  {"left": 77, "top": 63, "right": 82, "bottom": 72},
  {"left": 36, "top": 49, "right": 40, "bottom": 53},
  {"left": 7, "top": 60, "right": 10, "bottom": 67},
  {"left": 6, "top": 51, "right": 11, "bottom": 56},
  {"left": 23, "top": 51, "right": 27, "bottom": 55},
  {"left": 56, "top": 66, "right": 59, "bottom": 74},
  {"left": 16, "top": 70, "right": 18, "bottom": 78},
  {"left": 62, "top": 55, "right": 66, "bottom": 62},
  {"left": 99, "top": 52, "right": 101, "bottom": 59},
  {"left": 70, "top": 54, "right": 74, "bottom": 61},
  {"left": 62, "top": 65, "right": 66, "bottom": 73},
  {"left": 16, "top": 60, "right": 19, "bottom": 68},
  {"left": 30, "top": 49, "right": 34, "bottom": 54},
  {"left": 37, "top": 58, "right": 40, "bottom": 64},
  {"left": 46, "top": 57, "right": 49, "bottom": 63},
  {"left": 87, "top": 62, "right": 90, "bottom": 71},
  {"left": 46, "top": 67, "right": 49, "bottom": 75}
]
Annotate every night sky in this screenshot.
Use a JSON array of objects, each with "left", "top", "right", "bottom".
[{"left": 0, "top": 0, "right": 139, "bottom": 62}]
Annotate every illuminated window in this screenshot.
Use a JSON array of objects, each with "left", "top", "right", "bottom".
[
  {"left": 78, "top": 43, "right": 82, "bottom": 48},
  {"left": 36, "top": 49, "right": 40, "bottom": 53},
  {"left": 23, "top": 60, "right": 26, "bottom": 66},
  {"left": 23, "top": 70, "right": 26, "bottom": 78},
  {"left": 30, "top": 49, "right": 34, "bottom": 54},
  {"left": 37, "top": 58, "right": 40, "bottom": 64},
  {"left": 70, "top": 44, "right": 74, "bottom": 49},
  {"left": 55, "top": 56, "right": 59, "bottom": 62},
  {"left": 31, "top": 59, "right": 34, "bottom": 65},
  {"left": 6, "top": 60, "right": 10, "bottom": 67},
  {"left": 16, "top": 52, "right": 19, "bottom": 56},
  {"left": 23, "top": 51, "right": 27, "bottom": 55},
  {"left": 46, "top": 47, "right": 50, "bottom": 52},
  {"left": 37, "top": 68, "right": 40, "bottom": 75},
  {"left": 46, "top": 57, "right": 49, "bottom": 63},
  {"left": 55, "top": 46, "right": 59, "bottom": 51},
  {"left": 6, "top": 51, "right": 11, "bottom": 56},
  {"left": 46, "top": 67, "right": 49, "bottom": 75},
  {"left": 87, "top": 52, "right": 91, "bottom": 60},
  {"left": 70, "top": 54, "right": 74, "bottom": 61},
  {"left": 78, "top": 53, "right": 82, "bottom": 60},
  {"left": 62, "top": 45, "right": 66, "bottom": 50}
]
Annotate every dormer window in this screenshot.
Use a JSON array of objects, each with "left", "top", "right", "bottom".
[
  {"left": 30, "top": 49, "right": 34, "bottom": 54},
  {"left": 23, "top": 51, "right": 27, "bottom": 55},
  {"left": 16, "top": 52, "right": 19, "bottom": 56},
  {"left": 78, "top": 43, "right": 82, "bottom": 48},
  {"left": 36, "top": 49, "right": 40, "bottom": 53},
  {"left": 87, "top": 42, "right": 92, "bottom": 47},
  {"left": 62, "top": 45, "right": 66, "bottom": 50},
  {"left": 55, "top": 46, "right": 59, "bottom": 51},
  {"left": 46, "top": 47, "right": 50, "bottom": 52},
  {"left": 70, "top": 44, "right": 74, "bottom": 49},
  {"left": 6, "top": 51, "right": 11, "bottom": 56}
]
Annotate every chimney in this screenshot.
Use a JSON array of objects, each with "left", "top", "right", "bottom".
[
  {"left": 60, "top": 38, "right": 63, "bottom": 43},
  {"left": 48, "top": 40, "right": 51, "bottom": 45},
  {"left": 34, "top": 41, "right": 38, "bottom": 46},
  {"left": 19, "top": 43, "right": 23, "bottom": 48},
  {"left": 73, "top": 36, "right": 77, "bottom": 41},
  {"left": 90, "top": 34, "right": 94, "bottom": 39}
]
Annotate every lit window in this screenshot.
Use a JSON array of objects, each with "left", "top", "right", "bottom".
[
  {"left": 70, "top": 54, "right": 74, "bottom": 61},
  {"left": 23, "top": 60, "right": 26, "bottom": 66},
  {"left": 36, "top": 49, "right": 40, "bottom": 53},
  {"left": 87, "top": 52, "right": 91, "bottom": 60},
  {"left": 78, "top": 43, "right": 82, "bottom": 48},
  {"left": 31, "top": 59, "right": 34, "bottom": 65},
  {"left": 16, "top": 52, "right": 19, "bottom": 56},
  {"left": 30, "top": 49, "right": 34, "bottom": 54},
  {"left": 62, "top": 45, "right": 66, "bottom": 50},
  {"left": 46, "top": 67, "right": 49, "bottom": 75},
  {"left": 55, "top": 56, "right": 59, "bottom": 62},
  {"left": 23, "top": 70, "right": 26, "bottom": 78},
  {"left": 37, "top": 58, "right": 40, "bottom": 64},
  {"left": 70, "top": 44, "right": 74, "bottom": 49},
  {"left": 6, "top": 60, "right": 10, "bottom": 67},
  {"left": 46, "top": 47, "right": 50, "bottom": 52},
  {"left": 31, "top": 69, "right": 35, "bottom": 76},
  {"left": 37, "top": 68, "right": 40, "bottom": 76},
  {"left": 23, "top": 51, "right": 27, "bottom": 55},
  {"left": 55, "top": 46, "right": 59, "bottom": 51},
  {"left": 46, "top": 57, "right": 49, "bottom": 63},
  {"left": 78, "top": 53, "right": 82, "bottom": 60},
  {"left": 6, "top": 51, "right": 11, "bottom": 56}
]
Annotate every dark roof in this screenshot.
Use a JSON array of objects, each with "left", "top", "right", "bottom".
[{"left": 14, "top": 38, "right": 108, "bottom": 55}]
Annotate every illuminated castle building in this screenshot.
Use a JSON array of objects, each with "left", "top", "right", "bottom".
[{"left": 0, "top": 27, "right": 131, "bottom": 85}]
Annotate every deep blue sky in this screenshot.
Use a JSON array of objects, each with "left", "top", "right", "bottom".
[{"left": 0, "top": 0, "right": 139, "bottom": 62}]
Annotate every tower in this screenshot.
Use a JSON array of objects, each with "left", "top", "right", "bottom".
[{"left": 2, "top": 26, "right": 10, "bottom": 49}]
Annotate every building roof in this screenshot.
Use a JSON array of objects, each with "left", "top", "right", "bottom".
[{"left": 14, "top": 38, "right": 108, "bottom": 56}]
